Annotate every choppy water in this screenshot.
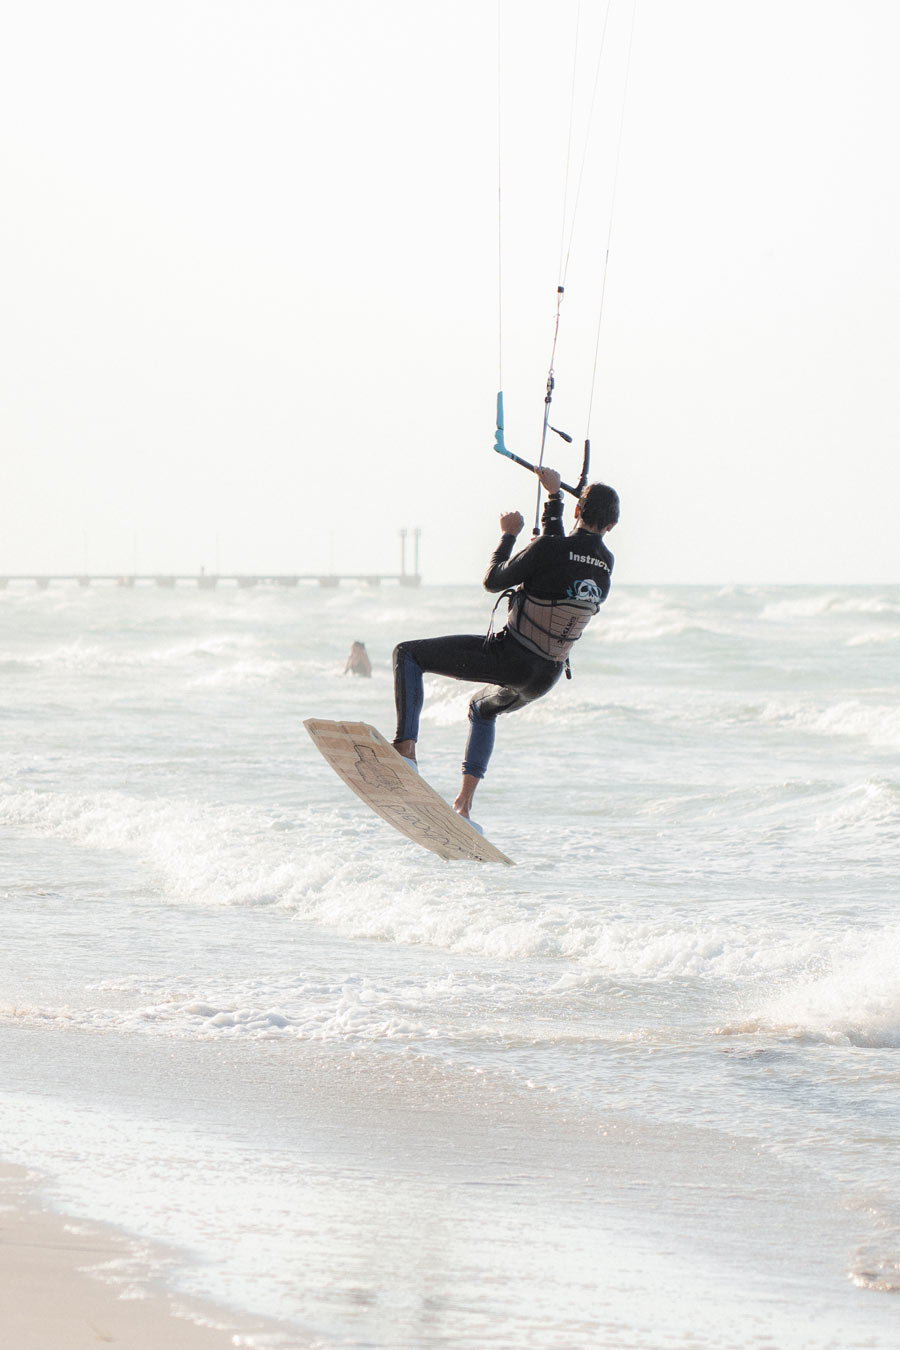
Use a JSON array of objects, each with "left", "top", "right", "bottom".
[{"left": 2, "top": 581, "right": 900, "bottom": 1347}]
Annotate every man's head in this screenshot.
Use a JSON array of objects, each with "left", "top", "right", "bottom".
[{"left": 576, "top": 482, "right": 619, "bottom": 534}]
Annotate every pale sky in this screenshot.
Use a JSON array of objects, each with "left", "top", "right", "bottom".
[{"left": 2, "top": 0, "right": 898, "bottom": 585}]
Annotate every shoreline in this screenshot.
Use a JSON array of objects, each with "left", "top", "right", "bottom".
[
  {"left": 3, "top": 1032, "right": 898, "bottom": 1350},
  {"left": 0, "top": 1163, "right": 299, "bottom": 1350}
]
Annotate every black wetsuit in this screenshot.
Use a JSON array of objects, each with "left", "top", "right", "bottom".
[{"left": 392, "top": 495, "right": 614, "bottom": 779}]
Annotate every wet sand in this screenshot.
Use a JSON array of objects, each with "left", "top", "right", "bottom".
[{"left": 0, "top": 1164, "right": 291, "bottom": 1350}]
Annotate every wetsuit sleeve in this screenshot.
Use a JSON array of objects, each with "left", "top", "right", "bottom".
[
  {"left": 541, "top": 493, "right": 565, "bottom": 536},
  {"left": 482, "top": 492, "right": 564, "bottom": 592},
  {"left": 483, "top": 534, "right": 552, "bottom": 593}
]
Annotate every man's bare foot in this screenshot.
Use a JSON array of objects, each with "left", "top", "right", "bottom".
[
  {"left": 393, "top": 738, "right": 416, "bottom": 764},
  {"left": 453, "top": 773, "right": 480, "bottom": 819}
]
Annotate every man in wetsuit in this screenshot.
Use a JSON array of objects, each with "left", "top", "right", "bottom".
[{"left": 392, "top": 466, "right": 618, "bottom": 822}]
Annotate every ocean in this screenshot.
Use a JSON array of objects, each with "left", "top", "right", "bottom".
[{"left": 2, "top": 579, "right": 899, "bottom": 1348}]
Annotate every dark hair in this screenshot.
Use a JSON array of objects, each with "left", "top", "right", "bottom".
[{"left": 578, "top": 482, "right": 619, "bottom": 530}]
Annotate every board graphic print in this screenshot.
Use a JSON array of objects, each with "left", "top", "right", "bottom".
[{"left": 304, "top": 719, "right": 514, "bottom": 865}]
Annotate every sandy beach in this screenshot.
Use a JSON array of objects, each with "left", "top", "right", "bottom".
[{"left": 0, "top": 1164, "right": 289, "bottom": 1350}]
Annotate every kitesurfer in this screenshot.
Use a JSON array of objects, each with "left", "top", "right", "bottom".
[{"left": 392, "top": 467, "right": 618, "bottom": 821}]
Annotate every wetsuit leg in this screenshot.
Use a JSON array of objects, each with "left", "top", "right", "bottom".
[
  {"left": 393, "top": 635, "right": 502, "bottom": 744},
  {"left": 463, "top": 700, "right": 499, "bottom": 780},
  {"left": 463, "top": 657, "right": 563, "bottom": 778},
  {"left": 393, "top": 644, "right": 426, "bottom": 743},
  {"left": 393, "top": 633, "right": 562, "bottom": 778}
]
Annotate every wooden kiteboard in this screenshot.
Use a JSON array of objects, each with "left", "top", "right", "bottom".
[{"left": 303, "top": 719, "right": 514, "bottom": 865}]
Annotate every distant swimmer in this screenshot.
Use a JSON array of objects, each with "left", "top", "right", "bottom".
[
  {"left": 392, "top": 467, "right": 618, "bottom": 821},
  {"left": 344, "top": 640, "right": 372, "bottom": 678}
]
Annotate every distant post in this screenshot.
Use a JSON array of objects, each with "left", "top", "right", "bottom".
[{"left": 399, "top": 526, "right": 421, "bottom": 587}]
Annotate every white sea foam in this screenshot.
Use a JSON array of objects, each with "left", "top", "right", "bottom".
[
  {"left": 845, "top": 625, "right": 900, "bottom": 647},
  {"left": 0, "top": 781, "right": 711, "bottom": 968},
  {"left": 747, "top": 925, "right": 900, "bottom": 1049},
  {"left": 757, "top": 696, "right": 900, "bottom": 749},
  {"left": 759, "top": 591, "right": 900, "bottom": 621},
  {"left": 1, "top": 975, "right": 429, "bottom": 1045},
  {"left": 760, "top": 592, "right": 845, "bottom": 621},
  {"left": 186, "top": 656, "right": 306, "bottom": 689},
  {"left": 813, "top": 777, "right": 900, "bottom": 837},
  {"left": 2, "top": 769, "right": 897, "bottom": 979}
]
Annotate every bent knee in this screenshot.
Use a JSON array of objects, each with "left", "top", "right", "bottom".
[
  {"left": 469, "top": 691, "right": 519, "bottom": 722},
  {"left": 393, "top": 641, "right": 418, "bottom": 668}
]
